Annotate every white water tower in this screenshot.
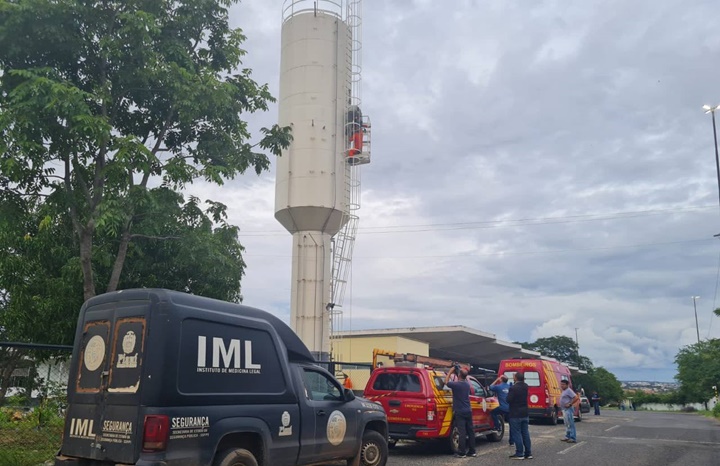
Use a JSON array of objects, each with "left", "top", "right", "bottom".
[{"left": 275, "top": 0, "right": 370, "bottom": 361}]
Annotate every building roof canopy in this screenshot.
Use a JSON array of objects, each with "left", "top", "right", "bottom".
[{"left": 336, "top": 325, "right": 586, "bottom": 375}]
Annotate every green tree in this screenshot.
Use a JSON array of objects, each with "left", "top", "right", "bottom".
[
  {"left": 574, "top": 367, "right": 623, "bottom": 404},
  {"left": 0, "top": 188, "right": 248, "bottom": 398},
  {"left": 0, "top": 193, "right": 81, "bottom": 399},
  {"left": 0, "top": 193, "right": 82, "bottom": 346},
  {"left": 0, "top": 0, "right": 291, "bottom": 301},
  {"left": 0, "top": 188, "right": 248, "bottom": 345},
  {"left": 674, "top": 339, "right": 720, "bottom": 403},
  {"left": 115, "top": 187, "right": 246, "bottom": 301},
  {"left": 517, "top": 335, "right": 594, "bottom": 370}
]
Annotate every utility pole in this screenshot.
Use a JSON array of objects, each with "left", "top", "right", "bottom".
[
  {"left": 703, "top": 105, "right": 720, "bottom": 211},
  {"left": 574, "top": 327, "right": 580, "bottom": 368},
  {"left": 692, "top": 296, "right": 701, "bottom": 344}
]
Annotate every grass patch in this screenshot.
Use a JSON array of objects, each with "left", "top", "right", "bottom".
[{"left": 0, "top": 406, "right": 63, "bottom": 466}]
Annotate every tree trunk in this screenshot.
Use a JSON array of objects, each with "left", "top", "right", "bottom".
[
  {"left": 106, "top": 223, "right": 132, "bottom": 293},
  {"left": 0, "top": 348, "right": 24, "bottom": 404},
  {"left": 79, "top": 226, "right": 96, "bottom": 301}
]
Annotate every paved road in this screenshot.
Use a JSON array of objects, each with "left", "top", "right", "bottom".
[{"left": 386, "top": 410, "right": 720, "bottom": 465}]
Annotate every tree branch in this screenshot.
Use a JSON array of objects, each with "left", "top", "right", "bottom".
[
  {"left": 129, "top": 234, "right": 180, "bottom": 240},
  {"left": 141, "top": 105, "right": 175, "bottom": 188},
  {"left": 63, "top": 154, "right": 82, "bottom": 237}
]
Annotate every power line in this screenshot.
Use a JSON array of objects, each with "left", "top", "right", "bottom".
[
  {"left": 237, "top": 204, "right": 716, "bottom": 237},
  {"left": 244, "top": 237, "right": 714, "bottom": 260},
  {"left": 355, "top": 205, "right": 716, "bottom": 230}
]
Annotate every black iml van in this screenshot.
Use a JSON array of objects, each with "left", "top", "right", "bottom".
[{"left": 54, "top": 289, "right": 388, "bottom": 466}]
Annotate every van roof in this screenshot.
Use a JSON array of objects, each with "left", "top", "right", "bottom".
[{"left": 84, "top": 289, "right": 315, "bottom": 363}]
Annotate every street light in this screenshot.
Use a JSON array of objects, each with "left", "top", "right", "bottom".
[
  {"left": 692, "top": 296, "right": 701, "bottom": 344},
  {"left": 703, "top": 104, "right": 720, "bottom": 210}
]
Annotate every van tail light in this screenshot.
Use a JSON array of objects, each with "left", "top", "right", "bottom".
[
  {"left": 142, "top": 415, "right": 169, "bottom": 452},
  {"left": 545, "top": 389, "right": 550, "bottom": 404},
  {"left": 427, "top": 398, "right": 437, "bottom": 423}
]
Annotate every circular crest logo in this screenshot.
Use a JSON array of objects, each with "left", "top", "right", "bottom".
[
  {"left": 326, "top": 410, "right": 347, "bottom": 446},
  {"left": 122, "top": 330, "right": 136, "bottom": 354},
  {"left": 84, "top": 335, "right": 105, "bottom": 372}
]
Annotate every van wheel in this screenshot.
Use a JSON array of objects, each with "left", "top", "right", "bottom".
[
  {"left": 487, "top": 420, "right": 504, "bottom": 442},
  {"left": 214, "top": 448, "right": 258, "bottom": 466},
  {"left": 449, "top": 425, "right": 461, "bottom": 454},
  {"left": 349, "top": 430, "right": 388, "bottom": 466}
]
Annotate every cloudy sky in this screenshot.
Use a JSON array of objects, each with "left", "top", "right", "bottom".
[{"left": 188, "top": 0, "right": 720, "bottom": 382}]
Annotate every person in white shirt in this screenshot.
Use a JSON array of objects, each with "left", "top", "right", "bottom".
[{"left": 559, "top": 379, "right": 580, "bottom": 443}]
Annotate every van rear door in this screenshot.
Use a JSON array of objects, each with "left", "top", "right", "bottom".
[{"left": 61, "top": 300, "right": 148, "bottom": 464}]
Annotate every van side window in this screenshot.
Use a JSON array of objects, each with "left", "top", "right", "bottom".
[
  {"left": 372, "top": 373, "right": 422, "bottom": 392},
  {"left": 302, "top": 369, "right": 343, "bottom": 401},
  {"left": 524, "top": 371, "right": 541, "bottom": 387}
]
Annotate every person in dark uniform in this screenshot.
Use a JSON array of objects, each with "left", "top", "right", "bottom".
[
  {"left": 507, "top": 372, "right": 532, "bottom": 460},
  {"left": 591, "top": 391, "right": 601, "bottom": 415},
  {"left": 444, "top": 366, "right": 477, "bottom": 458}
]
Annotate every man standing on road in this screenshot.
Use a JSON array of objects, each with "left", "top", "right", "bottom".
[
  {"left": 489, "top": 375, "right": 511, "bottom": 433},
  {"left": 560, "top": 379, "right": 580, "bottom": 444},
  {"left": 591, "top": 391, "right": 601, "bottom": 415},
  {"left": 507, "top": 372, "right": 532, "bottom": 460},
  {"left": 445, "top": 366, "right": 477, "bottom": 458}
]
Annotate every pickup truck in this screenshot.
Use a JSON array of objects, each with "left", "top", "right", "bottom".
[
  {"left": 54, "top": 289, "right": 388, "bottom": 466},
  {"left": 363, "top": 365, "right": 502, "bottom": 454}
]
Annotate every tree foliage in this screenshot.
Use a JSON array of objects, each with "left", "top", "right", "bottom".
[
  {"left": 0, "top": 0, "right": 291, "bottom": 301},
  {"left": 573, "top": 367, "right": 623, "bottom": 404},
  {"left": 674, "top": 339, "right": 720, "bottom": 403},
  {"left": 518, "top": 335, "right": 623, "bottom": 402},
  {"left": 625, "top": 389, "right": 688, "bottom": 406},
  {"left": 0, "top": 187, "right": 249, "bottom": 346},
  {"left": 517, "top": 335, "right": 594, "bottom": 370},
  {"left": 0, "top": 193, "right": 82, "bottom": 345}
]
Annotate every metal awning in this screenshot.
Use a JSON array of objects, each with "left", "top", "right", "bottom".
[
  {"left": 336, "top": 326, "right": 537, "bottom": 364},
  {"left": 335, "top": 326, "right": 587, "bottom": 375}
]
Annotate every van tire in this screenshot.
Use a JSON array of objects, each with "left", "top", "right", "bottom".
[
  {"left": 214, "top": 448, "right": 258, "bottom": 466},
  {"left": 349, "top": 430, "right": 388, "bottom": 466},
  {"left": 449, "top": 424, "right": 460, "bottom": 454}
]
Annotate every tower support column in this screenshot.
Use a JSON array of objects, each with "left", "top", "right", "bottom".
[{"left": 291, "top": 231, "right": 332, "bottom": 361}]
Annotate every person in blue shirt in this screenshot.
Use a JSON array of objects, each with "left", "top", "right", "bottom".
[
  {"left": 445, "top": 366, "right": 477, "bottom": 458},
  {"left": 489, "top": 375, "right": 511, "bottom": 432}
]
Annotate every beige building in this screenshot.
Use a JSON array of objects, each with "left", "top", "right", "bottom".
[{"left": 331, "top": 335, "right": 429, "bottom": 391}]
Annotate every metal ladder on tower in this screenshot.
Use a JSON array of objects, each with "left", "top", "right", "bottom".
[{"left": 330, "top": 0, "right": 364, "bottom": 363}]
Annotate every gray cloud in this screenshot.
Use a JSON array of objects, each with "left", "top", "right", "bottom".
[{"left": 194, "top": 0, "right": 720, "bottom": 382}]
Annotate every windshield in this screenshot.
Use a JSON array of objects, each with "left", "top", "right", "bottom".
[{"left": 372, "top": 372, "right": 422, "bottom": 392}]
